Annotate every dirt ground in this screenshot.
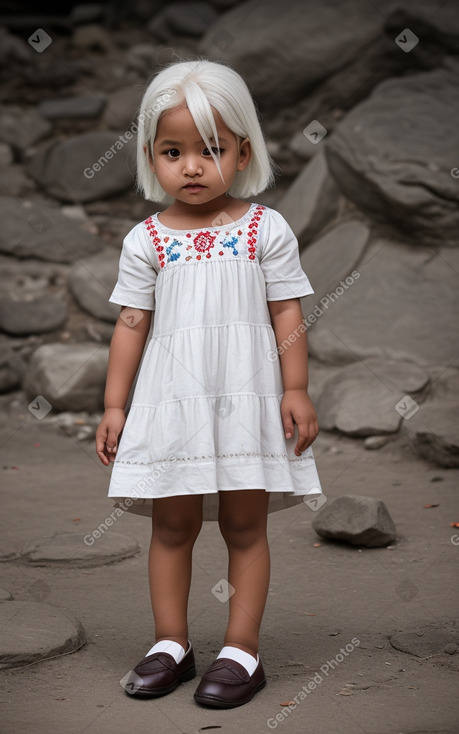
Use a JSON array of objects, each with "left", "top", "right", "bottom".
[{"left": 1, "top": 398, "right": 458, "bottom": 734}]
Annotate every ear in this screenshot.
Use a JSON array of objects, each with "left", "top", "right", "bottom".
[
  {"left": 236, "top": 137, "right": 251, "bottom": 172},
  {"left": 143, "top": 143, "right": 155, "bottom": 174}
]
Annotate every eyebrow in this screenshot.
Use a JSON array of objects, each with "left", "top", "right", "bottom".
[{"left": 157, "top": 137, "right": 229, "bottom": 146}]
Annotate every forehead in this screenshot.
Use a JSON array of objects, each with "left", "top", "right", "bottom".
[{"left": 155, "top": 103, "right": 235, "bottom": 141}]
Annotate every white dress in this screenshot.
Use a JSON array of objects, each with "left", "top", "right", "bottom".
[{"left": 107, "top": 202, "right": 323, "bottom": 521}]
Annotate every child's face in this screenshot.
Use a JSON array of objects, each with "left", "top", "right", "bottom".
[{"left": 145, "top": 103, "right": 250, "bottom": 205}]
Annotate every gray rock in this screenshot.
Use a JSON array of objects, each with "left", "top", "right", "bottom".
[
  {"left": 23, "top": 342, "right": 109, "bottom": 412},
  {"left": 0, "top": 588, "right": 13, "bottom": 601},
  {"left": 307, "top": 238, "right": 459, "bottom": 368},
  {"left": 26, "top": 131, "right": 136, "bottom": 204},
  {"left": 68, "top": 249, "right": 120, "bottom": 322},
  {"left": 326, "top": 63, "right": 459, "bottom": 248},
  {"left": 0, "top": 342, "right": 27, "bottom": 393},
  {"left": 312, "top": 495, "right": 397, "bottom": 547},
  {"left": 0, "top": 105, "right": 51, "bottom": 150},
  {"left": 276, "top": 150, "right": 341, "bottom": 247},
  {"left": 199, "top": 0, "right": 405, "bottom": 110},
  {"left": 0, "top": 26, "right": 32, "bottom": 65},
  {"left": 0, "top": 601, "right": 85, "bottom": 669},
  {"left": 72, "top": 24, "right": 113, "bottom": 53},
  {"left": 404, "top": 400, "right": 459, "bottom": 468},
  {"left": 315, "top": 359, "right": 429, "bottom": 436},
  {"left": 389, "top": 627, "right": 458, "bottom": 658},
  {"left": 148, "top": 2, "right": 218, "bottom": 41},
  {"left": 364, "top": 435, "right": 390, "bottom": 450},
  {"left": 0, "top": 142, "right": 14, "bottom": 167},
  {"left": 37, "top": 95, "right": 106, "bottom": 120},
  {"left": 443, "top": 643, "right": 458, "bottom": 655},
  {"left": 102, "top": 86, "right": 144, "bottom": 130},
  {"left": 0, "top": 197, "right": 101, "bottom": 263},
  {"left": 0, "top": 293, "right": 67, "bottom": 335},
  {"left": 299, "top": 220, "right": 368, "bottom": 322},
  {"left": 0, "top": 165, "right": 37, "bottom": 197},
  {"left": 20, "top": 532, "right": 140, "bottom": 568}
]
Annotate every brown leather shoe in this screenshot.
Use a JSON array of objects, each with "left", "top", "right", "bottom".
[
  {"left": 122, "top": 641, "right": 196, "bottom": 698},
  {"left": 193, "top": 656, "right": 266, "bottom": 708}
]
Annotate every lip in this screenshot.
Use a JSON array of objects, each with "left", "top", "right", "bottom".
[{"left": 183, "top": 183, "right": 206, "bottom": 190}]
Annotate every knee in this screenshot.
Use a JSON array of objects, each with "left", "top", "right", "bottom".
[
  {"left": 218, "top": 514, "right": 266, "bottom": 550},
  {"left": 153, "top": 514, "right": 202, "bottom": 548}
]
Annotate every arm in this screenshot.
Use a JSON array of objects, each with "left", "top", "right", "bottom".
[
  {"left": 268, "top": 298, "right": 319, "bottom": 456},
  {"left": 96, "top": 306, "right": 152, "bottom": 465}
]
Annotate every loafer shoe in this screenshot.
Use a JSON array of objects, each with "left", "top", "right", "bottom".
[
  {"left": 194, "top": 656, "right": 266, "bottom": 708},
  {"left": 122, "top": 641, "right": 196, "bottom": 698}
]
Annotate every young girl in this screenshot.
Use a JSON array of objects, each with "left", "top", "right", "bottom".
[{"left": 96, "top": 58, "right": 323, "bottom": 709}]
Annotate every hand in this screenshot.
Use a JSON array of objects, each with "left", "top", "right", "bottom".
[
  {"left": 280, "top": 389, "right": 319, "bottom": 456},
  {"left": 96, "top": 408, "right": 126, "bottom": 465}
]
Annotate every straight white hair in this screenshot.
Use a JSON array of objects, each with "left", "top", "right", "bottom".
[{"left": 135, "top": 58, "right": 276, "bottom": 203}]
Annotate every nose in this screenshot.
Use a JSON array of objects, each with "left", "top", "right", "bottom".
[{"left": 182, "top": 154, "right": 203, "bottom": 177}]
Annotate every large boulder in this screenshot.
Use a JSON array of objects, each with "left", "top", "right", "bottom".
[
  {"left": 325, "top": 63, "right": 459, "bottom": 248},
  {"left": 68, "top": 249, "right": 120, "bottom": 322},
  {"left": 0, "top": 197, "right": 101, "bottom": 263},
  {"left": 23, "top": 342, "right": 109, "bottom": 413},
  {"left": 315, "top": 359, "right": 429, "bottom": 437},
  {"left": 312, "top": 495, "right": 397, "bottom": 547},
  {"left": 307, "top": 238, "right": 459, "bottom": 368},
  {"left": 276, "top": 150, "right": 340, "bottom": 247},
  {"left": 26, "top": 131, "right": 136, "bottom": 203}
]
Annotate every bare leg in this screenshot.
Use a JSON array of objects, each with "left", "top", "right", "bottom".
[
  {"left": 148, "top": 494, "right": 203, "bottom": 651},
  {"left": 218, "top": 490, "right": 270, "bottom": 660}
]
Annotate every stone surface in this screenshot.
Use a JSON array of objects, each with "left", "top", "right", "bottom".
[
  {"left": 0, "top": 601, "right": 85, "bottom": 669},
  {"left": 307, "top": 238, "right": 459, "bottom": 368},
  {"left": 37, "top": 95, "right": 106, "bottom": 120},
  {"left": 312, "top": 495, "right": 397, "bottom": 547},
  {"left": 299, "top": 219, "right": 368, "bottom": 318},
  {"left": 26, "top": 131, "right": 136, "bottom": 203},
  {"left": 389, "top": 627, "right": 459, "bottom": 659},
  {"left": 148, "top": 2, "right": 218, "bottom": 41},
  {"left": 404, "top": 400, "right": 459, "bottom": 468},
  {"left": 0, "top": 588, "right": 13, "bottom": 601},
  {"left": 276, "top": 150, "right": 340, "bottom": 247},
  {"left": 315, "top": 359, "right": 429, "bottom": 437},
  {"left": 0, "top": 343, "right": 26, "bottom": 393},
  {"left": 0, "top": 293, "right": 67, "bottom": 335},
  {"left": 23, "top": 342, "right": 109, "bottom": 412},
  {"left": 326, "top": 63, "right": 459, "bottom": 248},
  {"left": 68, "top": 249, "right": 120, "bottom": 322},
  {"left": 0, "top": 105, "right": 51, "bottom": 150},
  {"left": 0, "top": 197, "right": 101, "bottom": 263},
  {"left": 20, "top": 532, "right": 140, "bottom": 568},
  {"left": 0, "top": 165, "right": 37, "bottom": 197},
  {"left": 200, "top": 0, "right": 386, "bottom": 109},
  {"left": 102, "top": 86, "right": 144, "bottom": 130}
]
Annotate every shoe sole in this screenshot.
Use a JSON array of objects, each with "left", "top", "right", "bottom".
[
  {"left": 194, "top": 677, "right": 266, "bottom": 708},
  {"left": 124, "top": 665, "right": 196, "bottom": 698}
]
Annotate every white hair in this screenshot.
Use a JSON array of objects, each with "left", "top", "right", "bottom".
[{"left": 135, "top": 58, "right": 275, "bottom": 203}]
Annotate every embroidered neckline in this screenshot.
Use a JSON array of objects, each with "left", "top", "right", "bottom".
[
  {"left": 151, "top": 202, "right": 258, "bottom": 235},
  {"left": 145, "top": 205, "right": 265, "bottom": 268}
]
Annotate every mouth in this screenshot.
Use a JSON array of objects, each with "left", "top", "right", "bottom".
[{"left": 183, "top": 183, "right": 206, "bottom": 191}]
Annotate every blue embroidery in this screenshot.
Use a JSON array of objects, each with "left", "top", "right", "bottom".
[
  {"left": 166, "top": 239, "right": 182, "bottom": 262},
  {"left": 221, "top": 236, "right": 239, "bottom": 256}
]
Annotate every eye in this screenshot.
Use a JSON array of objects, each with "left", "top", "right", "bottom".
[
  {"left": 164, "top": 148, "right": 180, "bottom": 158},
  {"left": 203, "top": 146, "right": 223, "bottom": 156}
]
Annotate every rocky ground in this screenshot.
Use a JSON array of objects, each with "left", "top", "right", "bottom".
[
  {"left": 1, "top": 0, "right": 458, "bottom": 731},
  {"left": 0, "top": 402, "right": 458, "bottom": 733}
]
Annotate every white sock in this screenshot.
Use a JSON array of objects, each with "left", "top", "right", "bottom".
[
  {"left": 145, "top": 639, "right": 189, "bottom": 664},
  {"left": 217, "top": 645, "right": 259, "bottom": 676}
]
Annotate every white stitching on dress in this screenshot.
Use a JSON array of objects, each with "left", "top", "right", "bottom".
[{"left": 114, "top": 451, "right": 312, "bottom": 465}]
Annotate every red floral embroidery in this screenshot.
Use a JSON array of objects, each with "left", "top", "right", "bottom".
[
  {"left": 144, "top": 216, "right": 166, "bottom": 268},
  {"left": 193, "top": 231, "right": 216, "bottom": 254},
  {"left": 246, "top": 205, "right": 265, "bottom": 260}
]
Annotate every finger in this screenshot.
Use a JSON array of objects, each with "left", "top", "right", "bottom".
[{"left": 106, "top": 429, "right": 119, "bottom": 454}]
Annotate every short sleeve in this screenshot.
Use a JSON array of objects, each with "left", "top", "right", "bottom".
[
  {"left": 109, "top": 222, "right": 158, "bottom": 311},
  {"left": 258, "top": 208, "right": 314, "bottom": 301}
]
